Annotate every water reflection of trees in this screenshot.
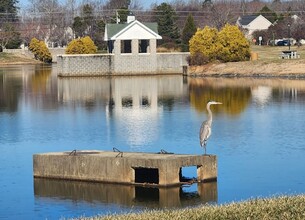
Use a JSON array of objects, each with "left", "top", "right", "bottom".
[
  {"left": 30, "top": 65, "right": 52, "bottom": 94},
  {"left": 29, "top": 65, "right": 59, "bottom": 111},
  {"left": 0, "top": 70, "right": 22, "bottom": 113},
  {"left": 189, "top": 78, "right": 251, "bottom": 115},
  {"left": 0, "top": 65, "right": 59, "bottom": 113}
]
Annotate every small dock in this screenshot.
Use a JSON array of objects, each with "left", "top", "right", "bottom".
[{"left": 33, "top": 150, "right": 217, "bottom": 186}]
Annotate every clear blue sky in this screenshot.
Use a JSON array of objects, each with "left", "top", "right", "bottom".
[{"left": 18, "top": 0, "right": 167, "bottom": 9}]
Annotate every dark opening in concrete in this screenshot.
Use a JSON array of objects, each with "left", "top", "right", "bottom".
[
  {"left": 180, "top": 166, "right": 197, "bottom": 182},
  {"left": 134, "top": 167, "right": 159, "bottom": 184}
]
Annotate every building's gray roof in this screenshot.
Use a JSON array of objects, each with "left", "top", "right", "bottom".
[
  {"left": 238, "top": 15, "right": 258, "bottom": 26},
  {"left": 105, "top": 21, "right": 159, "bottom": 40}
]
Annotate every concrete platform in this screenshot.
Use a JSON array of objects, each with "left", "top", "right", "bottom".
[{"left": 33, "top": 150, "right": 217, "bottom": 186}]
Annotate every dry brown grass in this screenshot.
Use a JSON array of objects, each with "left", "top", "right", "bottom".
[
  {"left": 0, "top": 52, "right": 40, "bottom": 65},
  {"left": 74, "top": 195, "right": 305, "bottom": 220},
  {"left": 157, "top": 47, "right": 181, "bottom": 53},
  {"left": 251, "top": 45, "right": 305, "bottom": 61}
]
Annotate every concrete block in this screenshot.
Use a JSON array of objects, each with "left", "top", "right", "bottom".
[{"left": 33, "top": 151, "right": 217, "bottom": 186}]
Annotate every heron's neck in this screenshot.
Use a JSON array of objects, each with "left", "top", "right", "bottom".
[{"left": 207, "top": 105, "right": 213, "bottom": 124}]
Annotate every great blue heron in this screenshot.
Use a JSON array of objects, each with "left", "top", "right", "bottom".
[{"left": 199, "top": 101, "right": 222, "bottom": 154}]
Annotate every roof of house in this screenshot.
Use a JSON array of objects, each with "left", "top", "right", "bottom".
[
  {"left": 238, "top": 15, "right": 260, "bottom": 26},
  {"left": 104, "top": 20, "right": 161, "bottom": 41}
]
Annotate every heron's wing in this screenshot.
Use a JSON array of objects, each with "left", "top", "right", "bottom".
[{"left": 199, "top": 121, "right": 211, "bottom": 147}]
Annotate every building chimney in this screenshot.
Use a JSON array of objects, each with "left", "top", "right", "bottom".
[{"left": 127, "top": 12, "right": 135, "bottom": 23}]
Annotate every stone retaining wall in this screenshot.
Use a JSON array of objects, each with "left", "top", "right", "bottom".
[
  {"left": 49, "top": 48, "right": 66, "bottom": 62},
  {"left": 57, "top": 54, "right": 114, "bottom": 76},
  {"left": 157, "top": 53, "right": 189, "bottom": 73},
  {"left": 3, "top": 48, "right": 34, "bottom": 58},
  {"left": 57, "top": 52, "right": 189, "bottom": 76}
]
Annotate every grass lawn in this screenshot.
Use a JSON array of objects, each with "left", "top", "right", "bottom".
[{"left": 251, "top": 45, "right": 305, "bottom": 61}]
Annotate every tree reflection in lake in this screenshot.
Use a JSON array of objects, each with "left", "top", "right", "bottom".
[
  {"left": 188, "top": 78, "right": 251, "bottom": 115},
  {"left": 0, "top": 68, "right": 23, "bottom": 113},
  {"left": 188, "top": 77, "right": 305, "bottom": 115}
]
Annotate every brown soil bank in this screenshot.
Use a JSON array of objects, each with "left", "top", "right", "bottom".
[{"left": 188, "top": 59, "right": 305, "bottom": 78}]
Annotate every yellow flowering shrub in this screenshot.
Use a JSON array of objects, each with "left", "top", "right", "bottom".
[
  {"left": 217, "top": 24, "right": 250, "bottom": 62},
  {"left": 65, "top": 36, "right": 97, "bottom": 54},
  {"left": 28, "top": 38, "right": 40, "bottom": 55},
  {"left": 29, "top": 38, "right": 52, "bottom": 63},
  {"left": 189, "top": 26, "right": 220, "bottom": 61},
  {"left": 188, "top": 24, "right": 250, "bottom": 64}
]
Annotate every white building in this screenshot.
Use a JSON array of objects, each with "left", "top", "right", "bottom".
[
  {"left": 104, "top": 17, "right": 162, "bottom": 54},
  {"left": 237, "top": 15, "right": 272, "bottom": 38}
]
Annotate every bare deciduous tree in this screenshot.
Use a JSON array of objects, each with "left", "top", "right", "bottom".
[{"left": 204, "top": 0, "right": 240, "bottom": 29}]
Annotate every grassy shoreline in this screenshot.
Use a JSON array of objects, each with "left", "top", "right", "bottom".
[
  {"left": 75, "top": 194, "right": 305, "bottom": 220},
  {"left": 188, "top": 45, "right": 305, "bottom": 77},
  {"left": 0, "top": 52, "right": 40, "bottom": 65}
]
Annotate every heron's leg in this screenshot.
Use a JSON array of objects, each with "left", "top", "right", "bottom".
[{"left": 203, "top": 142, "right": 207, "bottom": 155}]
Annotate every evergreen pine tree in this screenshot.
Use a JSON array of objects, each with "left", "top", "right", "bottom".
[
  {"left": 258, "top": 5, "right": 277, "bottom": 23},
  {"left": 154, "top": 3, "right": 181, "bottom": 48},
  {"left": 181, "top": 14, "right": 197, "bottom": 52},
  {"left": 0, "top": 0, "right": 21, "bottom": 49},
  {"left": 0, "top": 0, "right": 19, "bottom": 21}
]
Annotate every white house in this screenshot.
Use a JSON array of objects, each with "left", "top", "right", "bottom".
[
  {"left": 104, "top": 16, "right": 162, "bottom": 54},
  {"left": 237, "top": 15, "right": 272, "bottom": 38}
]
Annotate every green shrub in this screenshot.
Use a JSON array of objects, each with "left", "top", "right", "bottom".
[
  {"left": 65, "top": 36, "right": 97, "bottom": 54},
  {"left": 5, "top": 31, "right": 22, "bottom": 49},
  {"left": 29, "top": 38, "right": 52, "bottom": 63}
]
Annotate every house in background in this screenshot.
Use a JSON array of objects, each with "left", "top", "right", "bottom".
[
  {"left": 104, "top": 15, "right": 162, "bottom": 54},
  {"left": 102, "top": 14, "right": 165, "bottom": 74},
  {"left": 58, "top": 14, "right": 189, "bottom": 76},
  {"left": 237, "top": 15, "right": 272, "bottom": 38}
]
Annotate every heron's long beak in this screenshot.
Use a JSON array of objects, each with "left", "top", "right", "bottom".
[{"left": 215, "top": 102, "right": 222, "bottom": 104}]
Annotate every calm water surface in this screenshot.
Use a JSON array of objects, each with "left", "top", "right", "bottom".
[{"left": 1, "top": 64, "right": 305, "bottom": 219}]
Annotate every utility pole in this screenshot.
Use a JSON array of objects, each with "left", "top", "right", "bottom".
[{"left": 288, "top": 24, "right": 291, "bottom": 51}]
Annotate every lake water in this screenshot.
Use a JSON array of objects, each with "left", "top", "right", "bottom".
[{"left": 1, "top": 64, "right": 305, "bottom": 219}]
